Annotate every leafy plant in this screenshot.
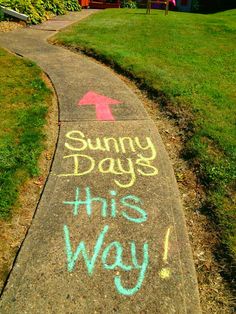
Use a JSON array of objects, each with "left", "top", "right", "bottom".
[
  {"left": 0, "top": 0, "right": 81, "bottom": 24},
  {"left": 0, "top": 7, "right": 5, "bottom": 21},
  {"left": 64, "top": 0, "right": 81, "bottom": 11},
  {"left": 191, "top": 0, "right": 200, "bottom": 12},
  {"left": 1, "top": 0, "right": 45, "bottom": 23},
  {"left": 44, "top": 0, "right": 65, "bottom": 15},
  {"left": 121, "top": 0, "right": 137, "bottom": 8}
]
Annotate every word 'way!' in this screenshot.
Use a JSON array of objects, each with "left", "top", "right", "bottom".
[
  {"left": 63, "top": 187, "right": 172, "bottom": 296},
  {"left": 58, "top": 130, "right": 159, "bottom": 188}
]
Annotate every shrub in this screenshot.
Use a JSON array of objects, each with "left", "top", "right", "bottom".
[
  {"left": 1, "top": 0, "right": 81, "bottom": 24},
  {"left": 191, "top": 0, "right": 200, "bottom": 12},
  {"left": 0, "top": 7, "right": 5, "bottom": 21},
  {"left": 1, "top": 0, "right": 45, "bottom": 23},
  {"left": 64, "top": 0, "right": 81, "bottom": 11},
  {"left": 44, "top": 0, "right": 66, "bottom": 15},
  {"left": 121, "top": 0, "right": 137, "bottom": 8}
]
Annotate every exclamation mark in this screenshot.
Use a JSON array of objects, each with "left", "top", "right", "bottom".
[{"left": 159, "top": 227, "right": 171, "bottom": 279}]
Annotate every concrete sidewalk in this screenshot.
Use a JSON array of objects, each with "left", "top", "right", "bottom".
[{"left": 0, "top": 10, "right": 201, "bottom": 313}]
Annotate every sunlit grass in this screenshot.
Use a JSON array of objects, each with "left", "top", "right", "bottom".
[{"left": 0, "top": 48, "right": 51, "bottom": 218}]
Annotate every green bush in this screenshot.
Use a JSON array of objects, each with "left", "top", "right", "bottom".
[
  {"left": 44, "top": 0, "right": 66, "bottom": 15},
  {"left": 27, "top": 0, "right": 45, "bottom": 23},
  {"left": 121, "top": 0, "right": 137, "bottom": 8},
  {"left": 0, "top": 0, "right": 81, "bottom": 24},
  {"left": 1, "top": 0, "right": 45, "bottom": 23},
  {"left": 0, "top": 7, "right": 5, "bottom": 21},
  {"left": 191, "top": 0, "right": 200, "bottom": 12},
  {"left": 64, "top": 0, "right": 81, "bottom": 11}
]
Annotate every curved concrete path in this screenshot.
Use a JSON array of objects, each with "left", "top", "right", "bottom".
[{"left": 0, "top": 11, "right": 201, "bottom": 313}]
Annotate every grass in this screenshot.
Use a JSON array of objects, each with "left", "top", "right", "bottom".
[
  {"left": 0, "top": 48, "right": 52, "bottom": 219},
  {"left": 53, "top": 9, "right": 236, "bottom": 259}
]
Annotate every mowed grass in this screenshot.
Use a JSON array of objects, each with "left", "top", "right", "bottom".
[
  {"left": 0, "top": 48, "right": 51, "bottom": 219},
  {"left": 54, "top": 9, "right": 236, "bottom": 258}
]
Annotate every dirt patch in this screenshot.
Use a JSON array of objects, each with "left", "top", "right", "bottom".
[
  {"left": 0, "top": 73, "right": 58, "bottom": 292},
  {"left": 0, "top": 21, "right": 26, "bottom": 32}
]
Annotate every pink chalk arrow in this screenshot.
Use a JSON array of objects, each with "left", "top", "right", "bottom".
[{"left": 78, "top": 91, "right": 122, "bottom": 121}]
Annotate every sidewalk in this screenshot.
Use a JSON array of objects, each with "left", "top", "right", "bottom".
[{"left": 0, "top": 10, "right": 201, "bottom": 313}]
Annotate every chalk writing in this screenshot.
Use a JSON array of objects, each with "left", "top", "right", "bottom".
[
  {"left": 159, "top": 227, "right": 172, "bottom": 279},
  {"left": 58, "top": 128, "right": 172, "bottom": 296},
  {"left": 62, "top": 186, "right": 173, "bottom": 296},
  {"left": 63, "top": 187, "right": 147, "bottom": 223},
  {"left": 58, "top": 131, "right": 158, "bottom": 188},
  {"left": 78, "top": 91, "right": 122, "bottom": 121},
  {"left": 63, "top": 224, "right": 149, "bottom": 296}
]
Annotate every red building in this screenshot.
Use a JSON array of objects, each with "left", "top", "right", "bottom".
[{"left": 78, "top": 0, "right": 120, "bottom": 9}]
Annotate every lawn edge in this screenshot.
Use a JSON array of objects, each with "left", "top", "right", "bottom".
[{"left": 0, "top": 62, "right": 59, "bottom": 293}]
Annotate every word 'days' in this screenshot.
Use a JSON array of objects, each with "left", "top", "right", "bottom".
[{"left": 58, "top": 130, "right": 159, "bottom": 188}]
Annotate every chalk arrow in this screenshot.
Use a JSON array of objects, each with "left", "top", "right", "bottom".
[{"left": 78, "top": 91, "right": 122, "bottom": 121}]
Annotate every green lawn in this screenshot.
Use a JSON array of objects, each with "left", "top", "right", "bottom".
[
  {"left": 0, "top": 48, "right": 52, "bottom": 218},
  {"left": 54, "top": 9, "right": 236, "bottom": 258}
]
